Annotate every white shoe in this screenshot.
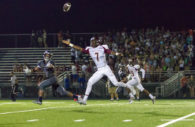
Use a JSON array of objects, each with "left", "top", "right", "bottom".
[
  {"left": 77, "top": 99, "right": 86, "bottom": 105},
  {"left": 77, "top": 95, "right": 82, "bottom": 103},
  {"left": 110, "top": 98, "right": 114, "bottom": 101},
  {"left": 79, "top": 100, "right": 87, "bottom": 105},
  {"left": 129, "top": 96, "right": 135, "bottom": 104},
  {"left": 33, "top": 100, "right": 42, "bottom": 105},
  {"left": 152, "top": 96, "right": 156, "bottom": 104},
  {"left": 129, "top": 99, "right": 134, "bottom": 104}
]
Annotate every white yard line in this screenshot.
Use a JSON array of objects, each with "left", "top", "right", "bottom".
[
  {"left": 74, "top": 119, "right": 85, "bottom": 122},
  {"left": 0, "top": 102, "right": 26, "bottom": 106},
  {"left": 157, "top": 112, "right": 195, "bottom": 127},
  {"left": 0, "top": 107, "right": 57, "bottom": 115},
  {"left": 0, "top": 103, "right": 125, "bottom": 115},
  {"left": 123, "top": 119, "right": 132, "bottom": 122},
  {"left": 27, "top": 119, "right": 39, "bottom": 122},
  {"left": 161, "top": 119, "right": 194, "bottom": 121}
]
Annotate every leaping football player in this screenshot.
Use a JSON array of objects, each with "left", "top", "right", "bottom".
[
  {"left": 63, "top": 37, "right": 127, "bottom": 105},
  {"left": 33, "top": 51, "right": 81, "bottom": 105}
]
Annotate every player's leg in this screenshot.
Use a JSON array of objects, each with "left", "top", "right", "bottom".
[
  {"left": 125, "top": 79, "right": 138, "bottom": 103},
  {"left": 126, "top": 78, "right": 138, "bottom": 92},
  {"left": 113, "top": 87, "right": 119, "bottom": 100},
  {"left": 128, "top": 85, "right": 136, "bottom": 104},
  {"left": 105, "top": 66, "right": 126, "bottom": 87},
  {"left": 35, "top": 77, "right": 57, "bottom": 105},
  {"left": 108, "top": 87, "right": 113, "bottom": 101},
  {"left": 110, "top": 92, "right": 114, "bottom": 101},
  {"left": 55, "top": 84, "right": 81, "bottom": 101},
  {"left": 135, "top": 87, "right": 140, "bottom": 101},
  {"left": 82, "top": 70, "right": 104, "bottom": 104},
  {"left": 136, "top": 83, "right": 156, "bottom": 104},
  {"left": 115, "top": 93, "right": 119, "bottom": 100},
  {"left": 10, "top": 86, "right": 16, "bottom": 101}
]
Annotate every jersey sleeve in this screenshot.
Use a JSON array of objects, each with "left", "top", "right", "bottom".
[
  {"left": 140, "top": 68, "right": 145, "bottom": 79},
  {"left": 37, "top": 61, "right": 42, "bottom": 68},
  {"left": 127, "top": 64, "right": 135, "bottom": 71},
  {"left": 102, "top": 45, "right": 109, "bottom": 49},
  {"left": 82, "top": 46, "right": 90, "bottom": 54},
  {"left": 102, "top": 45, "right": 112, "bottom": 54}
]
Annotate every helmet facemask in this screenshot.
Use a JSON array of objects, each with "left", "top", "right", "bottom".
[{"left": 43, "top": 51, "right": 52, "bottom": 63}]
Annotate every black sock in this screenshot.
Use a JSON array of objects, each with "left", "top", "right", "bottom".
[
  {"left": 73, "top": 94, "right": 78, "bottom": 100},
  {"left": 39, "top": 97, "right": 42, "bottom": 102},
  {"left": 11, "top": 94, "right": 16, "bottom": 101}
]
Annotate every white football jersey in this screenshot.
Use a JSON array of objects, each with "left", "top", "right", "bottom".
[
  {"left": 127, "top": 64, "right": 145, "bottom": 83},
  {"left": 85, "top": 45, "right": 109, "bottom": 68}
]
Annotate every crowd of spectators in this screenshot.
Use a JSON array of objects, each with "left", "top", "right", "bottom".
[
  {"left": 69, "top": 27, "right": 194, "bottom": 82},
  {"left": 12, "top": 27, "right": 194, "bottom": 95},
  {"left": 71, "top": 27, "right": 193, "bottom": 71}
]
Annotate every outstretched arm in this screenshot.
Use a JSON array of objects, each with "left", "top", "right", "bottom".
[
  {"left": 62, "top": 40, "right": 83, "bottom": 52},
  {"left": 110, "top": 51, "right": 123, "bottom": 56},
  {"left": 103, "top": 46, "right": 123, "bottom": 56}
]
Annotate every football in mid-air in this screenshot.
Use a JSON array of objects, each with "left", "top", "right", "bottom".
[{"left": 63, "top": 2, "right": 71, "bottom": 12}]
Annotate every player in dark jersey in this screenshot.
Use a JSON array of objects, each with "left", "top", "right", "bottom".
[{"left": 33, "top": 51, "right": 81, "bottom": 105}]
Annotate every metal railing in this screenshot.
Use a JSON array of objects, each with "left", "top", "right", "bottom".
[
  {"left": 155, "top": 70, "right": 195, "bottom": 97},
  {"left": 0, "top": 70, "right": 194, "bottom": 98}
]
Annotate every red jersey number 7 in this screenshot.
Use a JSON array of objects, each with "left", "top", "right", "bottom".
[{"left": 95, "top": 52, "right": 99, "bottom": 61}]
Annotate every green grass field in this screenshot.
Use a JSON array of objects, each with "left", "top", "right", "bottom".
[{"left": 0, "top": 99, "right": 195, "bottom": 127}]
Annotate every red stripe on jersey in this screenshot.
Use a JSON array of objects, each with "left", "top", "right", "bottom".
[
  {"left": 82, "top": 49, "right": 89, "bottom": 54},
  {"left": 103, "top": 47, "right": 111, "bottom": 54}
]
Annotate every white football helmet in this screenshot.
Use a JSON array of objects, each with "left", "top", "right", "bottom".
[
  {"left": 134, "top": 64, "right": 140, "bottom": 70},
  {"left": 43, "top": 51, "right": 52, "bottom": 62}
]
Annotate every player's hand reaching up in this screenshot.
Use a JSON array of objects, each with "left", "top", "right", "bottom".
[
  {"left": 116, "top": 52, "right": 124, "bottom": 56},
  {"left": 119, "top": 53, "right": 124, "bottom": 56},
  {"left": 62, "top": 40, "right": 70, "bottom": 45}
]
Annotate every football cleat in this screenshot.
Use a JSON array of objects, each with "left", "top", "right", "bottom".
[
  {"left": 129, "top": 99, "right": 134, "bottom": 104},
  {"left": 78, "top": 100, "right": 87, "bottom": 105},
  {"left": 152, "top": 96, "right": 156, "bottom": 104},
  {"left": 33, "top": 100, "right": 42, "bottom": 105},
  {"left": 77, "top": 95, "right": 82, "bottom": 102},
  {"left": 129, "top": 96, "right": 135, "bottom": 104}
]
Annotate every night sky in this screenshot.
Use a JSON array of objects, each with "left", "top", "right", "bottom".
[{"left": 0, "top": 0, "right": 195, "bottom": 33}]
